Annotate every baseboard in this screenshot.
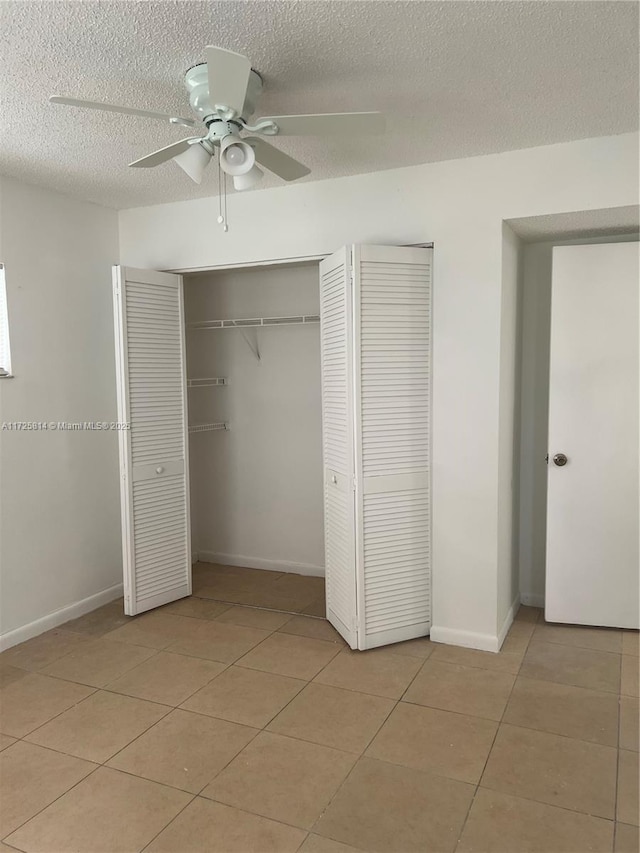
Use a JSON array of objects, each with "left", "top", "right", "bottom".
[
  {"left": 520, "top": 592, "right": 545, "bottom": 608},
  {"left": 431, "top": 590, "right": 521, "bottom": 654},
  {"left": 197, "top": 551, "right": 325, "bottom": 578},
  {"left": 497, "top": 593, "right": 520, "bottom": 650},
  {"left": 429, "top": 625, "right": 501, "bottom": 653},
  {"left": 0, "top": 583, "right": 124, "bottom": 652}
]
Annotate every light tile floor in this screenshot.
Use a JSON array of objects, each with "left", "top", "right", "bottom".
[{"left": 0, "top": 563, "right": 638, "bottom": 852}]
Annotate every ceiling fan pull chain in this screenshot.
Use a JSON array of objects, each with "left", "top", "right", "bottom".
[
  {"left": 223, "top": 172, "right": 229, "bottom": 232},
  {"left": 217, "top": 156, "right": 226, "bottom": 230}
]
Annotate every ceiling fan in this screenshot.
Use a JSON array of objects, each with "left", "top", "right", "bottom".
[{"left": 50, "top": 46, "right": 385, "bottom": 192}]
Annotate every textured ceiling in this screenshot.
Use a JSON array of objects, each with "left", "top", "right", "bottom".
[
  {"left": 1, "top": 1, "right": 638, "bottom": 210},
  {"left": 508, "top": 206, "right": 640, "bottom": 242}
]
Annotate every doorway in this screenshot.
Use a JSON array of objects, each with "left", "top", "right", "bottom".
[
  {"left": 183, "top": 260, "right": 327, "bottom": 618},
  {"left": 510, "top": 209, "right": 639, "bottom": 625}
]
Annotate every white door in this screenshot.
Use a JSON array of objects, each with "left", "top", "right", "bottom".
[
  {"left": 113, "top": 266, "right": 191, "bottom": 616},
  {"left": 320, "top": 245, "right": 432, "bottom": 650},
  {"left": 353, "top": 245, "right": 432, "bottom": 649},
  {"left": 545, "top": 242, "right": 639, "bottom": 629},
  {"left": 319, "top": 248, "right": 358, "bottom": 647}
]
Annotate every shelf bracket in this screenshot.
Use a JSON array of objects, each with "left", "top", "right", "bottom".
[{"left": 241, "top": 328, "right": 261, "bottom": 362}]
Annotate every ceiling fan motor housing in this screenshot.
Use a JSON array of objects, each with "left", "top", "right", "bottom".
[{"left": 184, "top": 63, "right": 263, "bottom": 124}]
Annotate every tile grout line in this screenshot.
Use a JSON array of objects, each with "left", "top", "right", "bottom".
[
  {"left": 1, "top": 682, "right": 101, "bottom": 742},
  {"left": 140, "top": 793, "right": 315, "bottom": 853},
  {"left": 17, "top": 690, "right": 176, "bottom": 766},
  {"left": 6, "top": 581, "right": 331, "bottom": 849},
  {"left": 190, "top": 581, "right": 324, "bottom": 618},
  {"left": 305, "top": 641, "right": 433, "bottom": 845},
  {"left": 3, "top": 605, "right": 518, "bottom": 850},
  {"left": 0, "top": 607, "right": 290, "bottom": 846},
  {"left": 186, "top": 594, "right": 371, "bottom": 847},
  {"left": 9, "top": 640, "right": 167, "bottom": 687},
  {"left": 98, "top": 606, "right": 293, "bottom": 703},
  {"left": 4, "top": 622, "right": 345, "bottom": 845},
  {"left": 136, "top": 609, "right": 364, "bottom": 848},
  {"left": 612, "top": 649, "right": 624, "bottom": 849},
  {"left": 102, "top": 649, "right": 233, "bottom": 706},
  {"left": 3, "top": 695, "right": 259, "bottom": 847},
  {"left": 90, "top": 615, "right": 296, "bottom": 779},
  {"left": 2, "top": 623, "right": 172, "bottom": 675},
  {"left": 138, "top": 791, "right": 198, "bottom": 853},
  {"left": 528, "top": 637, "right": 624, "bottom": 659},
  {"left": 191, "top": 595, "right": 320, "bottom": 619},
  {"left": 455, "top": 610, "right": 624, "bottom": 844},
  {"left": 1, "top": 758, "right": 103, "bottom": 845},
  {"left": 395, "top": 618, "right": 621, "bottom": 749},
  {"left": 452, "top": 607, "right": 539, "bottom": 852},
  {"left": 1, "top": 611, "right": 343, "bottom": 744},
  {"left": 5, "top": 598, "right": 632, "bottom": 849}
]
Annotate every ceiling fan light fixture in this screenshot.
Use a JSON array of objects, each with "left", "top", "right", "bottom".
[
  {"left": 233, "top": 164, "right": 264, "bottom": 191},
  {"left": 173, "top": 141, "right": 212, "bottom": 184},
  {"left": 219, "top": 135, "right": 256, "bottom": 176}
]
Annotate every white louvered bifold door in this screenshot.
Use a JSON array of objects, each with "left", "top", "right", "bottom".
[
  {"left": 113, "top": 266, "right": 191, "bottom": 616},
  {"left": 319, "top": 247, "right": 358, "bottom": 648},
  {"left": 353, "top": 245, "right": 432, "bottom": 649}
]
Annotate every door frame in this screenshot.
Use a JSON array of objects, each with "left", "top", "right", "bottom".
[{"left": 136, "top": 243, "right": 434, "bottom": 626}]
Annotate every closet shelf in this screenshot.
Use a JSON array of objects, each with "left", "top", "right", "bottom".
[
  {"left": 188, "top": 315, "right": 320, "bottom": 330},
  {"left": 188, "top": 422, "right": 229, "bottom": 433},
  {"left": 187, "top": 377, "right": 228, "bottom": 387}
]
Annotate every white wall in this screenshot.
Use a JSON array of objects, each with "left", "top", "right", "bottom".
[
  {"left": 518, "top": 231, "right": 640, "bottom": 608},
  {"left": 0, "top": 176, "right": 122, "bottom": 647},
  {"left": 184, "top": 263, "right": 324, "bottom": 574},
  {"left": 497, "top": 223, "right": 523, "bottom": 638},
  {"left": 119, "top": 132, "right": 639, "bottom": 651}
]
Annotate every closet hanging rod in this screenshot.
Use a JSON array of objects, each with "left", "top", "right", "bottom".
[
  {"left": 187, "top": 378, "right": 228, "bottom": 387},
  {"left": 188, "top": 315, "right": 320, "bottom": 330},
  {"left": 188, "top": 422, "right": 229, "bottom": 433}
]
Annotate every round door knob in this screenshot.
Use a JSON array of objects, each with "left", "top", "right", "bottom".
[
  {"left": 155, "top": 466, "right": 165, "bottom": 474},
  {"left": 553, "top": 453, "right": 568, "bottom": 467}
]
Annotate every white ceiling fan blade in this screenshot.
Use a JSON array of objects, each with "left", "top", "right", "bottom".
[
  {"left": 205, "top": 46, "right": 251, "bottom": 116},
  {"left": 258, "top": 112, "right": 385, "bottom": 136},
  {"left": 50, "top": 96, "right": 196, "bottom": 127},
  {"left": 129, "top": 138, "right": 201, "bottom": 168},
  {"left": 244, "top": 137, "right": 310, "bottom": 182}
]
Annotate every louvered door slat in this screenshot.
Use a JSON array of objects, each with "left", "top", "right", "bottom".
[
  {"left": 113, "top": 266, "right": 191, "bottom": 616},
  {"left": 319, "top": 248, "right": 357, "bottom": 647},
  {"left": 354, "top": 245, "right": 432, "bottom": 649}
]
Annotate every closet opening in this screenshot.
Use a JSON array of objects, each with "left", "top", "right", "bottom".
[
  {"left": 114, "top": 244, "right": 432, "bottom": 649},
  {"left": 183, "top": 260, "right": 327, "bottom": 619}
]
